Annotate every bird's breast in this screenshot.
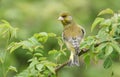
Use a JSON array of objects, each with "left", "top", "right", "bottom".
[{"left": 63, "top": 25, "right": 82, "bottom": 38}]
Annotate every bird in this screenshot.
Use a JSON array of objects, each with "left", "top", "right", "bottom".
[{"left": 58, "top": 12, "right": 85, "bottom": 66}]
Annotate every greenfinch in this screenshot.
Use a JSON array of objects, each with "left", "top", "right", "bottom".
[{"left": 58, "top": 12, "right": 85, "bottom": 66}]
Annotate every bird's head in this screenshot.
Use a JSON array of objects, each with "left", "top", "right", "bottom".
[{"left": 58, "top": 12, "right": 73, "bottom": 25}]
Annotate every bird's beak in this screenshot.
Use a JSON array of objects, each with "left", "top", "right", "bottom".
[{"left": 58, "top": 16, "right": 64, "bottom": 20}]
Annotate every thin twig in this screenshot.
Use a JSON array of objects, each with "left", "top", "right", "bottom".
[
  {"left": 78, "top": 40, "right": 110, "bottom": 56},
  {"left": 55, "top": 61, "right": 69, "bottom": 73}
]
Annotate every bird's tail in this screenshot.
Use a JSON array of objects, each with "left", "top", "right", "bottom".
[{"left": 68, "top": 50, "right": 80, "bottom": 66}]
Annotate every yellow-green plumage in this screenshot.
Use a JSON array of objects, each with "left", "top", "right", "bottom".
[
  {"left": 58, "top": 12, "right": 85, "bottom": 66},
  {"left": 63, "top": 24, "right": 84, "bottom": 38}
]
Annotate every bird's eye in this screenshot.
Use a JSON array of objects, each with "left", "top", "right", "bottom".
[{"left": 62, "top": 15, "right": 66, "bottom": 18}]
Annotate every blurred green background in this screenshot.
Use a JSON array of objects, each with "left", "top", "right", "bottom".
[{"left": 0, "top": 0, "right": 120, "bottom": 77}]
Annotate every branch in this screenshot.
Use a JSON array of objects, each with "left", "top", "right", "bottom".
[
  {"left": 55, "top": 61, "right": 69, "bottom": 73},
  {"left": 78, "top": 40, "right": 110, "bottom": 56},
  {"left": 48, "top": 40, "right": 110, "bottom": 77}
]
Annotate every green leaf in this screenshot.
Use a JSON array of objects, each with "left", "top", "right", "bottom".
[
  {"left": 34, "top": 32, "right": 48, "bottom": 43},
  {"left": 98, "top": 8, "right": 114, "bottom": 16},
  {"left": 34, "top": 53, "right": 43, "bottom": 57},
  {"left": 36, "top": 64, "right": 44, "bottom": 71},
  {"left": 14, "top": 69, "right": 29, "bottom": 77},
  {"left": 42, "top": 61, "right": 56, "bottom": 66},
  {"left": 46, "top": 65, "right": 55, "bottom": 74},
  {"left": 105, "top": 45, "right": 113, "bottom": 56},
  {"left": 57, "top": 37, "right": 64, "bottom": 46},
  {"left": 21, "top": 41, "right": 34, "bottom": 51},
  {"left": 48, "top": 33, "right": 56, "bottom": 37},
  {"left": 91, "top": 18, "right": 104, "bottom": 31},
  {"left": 84, "top": 55, "right": 90, "bottom": 65},
  {"left": 90, "top": 44, "right": 95, "bottom": 52},
  {"left": 29, "top": 57, "right": 39, "bottom": 68},
  {"left": 111, "top": 42, "right": 120, "bottom": 53},
  {"left": 40, "top": 61, "right": 56, "bottom": 74},
  {"left": 0, "top": 20, "right": 18, "bottom": 39},
  {"left": 96, "top": 28, "right": 113, "bottom": 41},
  {"left": 7, "top": 42, "right": 22, "bottom": 53},
  {"left": 48, "top": 50, "right": 58, "bottom": 54},
  {"left": 61, "top": 49, "right": 67, "bottom": 56},
  {"left": 103, "top": 57, "right": 112, "bottom": 69},
  {"left": 97, "top": 51, "right": 105, "bottom": 59},
  {"left": 96, "top": 43, "right": 107, "bottom": 53},
  {"left": 8, "top": 26, "right": 18, "bottom": 40},
  {"left": 8, "top": 37, "right": 43, "bottom": 53},
  {"left": 8, "top": 66, "right": 17, "bottom": 72},
  {"left": 80, "top": 42, "right": 88, "bottom": 49},
  {"left": 86, "top": 36, "right": 95, "bottom": 45},
  {"left": 38, "top": 57, "right": 47, "bottom": 61},
  {"left": 28, "top": 37, "right": 40, "bottom": 46},
  {"left": 100, "top": 19, "right": 112, "bottom": 26}
]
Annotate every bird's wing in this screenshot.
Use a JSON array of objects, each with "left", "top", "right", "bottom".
[
  {"left": 63, "top": 35, "right": 82, "bottom": 55},
  {"left": 63, "top": 25, "right": 85, "bottom": 46},
  {"left": 62, "top": 25, "right": 85, "bottom": 54},
  {"left": 79, "top": 25, "right": 86, "bottom": 36}
]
